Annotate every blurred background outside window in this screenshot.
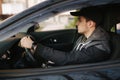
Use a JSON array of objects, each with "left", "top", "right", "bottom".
[
  {"left": 0, "top": 0, "right": 46, "bottom": 20},
  {"left": 0, "top": 0, "right": 76, "bottom": 31}
]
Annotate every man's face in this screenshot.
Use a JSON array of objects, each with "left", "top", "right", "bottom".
[{"left": 76, "top": 16, "right": 89, "bottom": 34}]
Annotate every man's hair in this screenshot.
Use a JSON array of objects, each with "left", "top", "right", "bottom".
[{"left": 84, "top": 16, "right": 92, "bottom": 22}]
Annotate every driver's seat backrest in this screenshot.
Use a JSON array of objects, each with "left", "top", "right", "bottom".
[{"left": 109, "top": 32, "right": 120, "bottom": 60}]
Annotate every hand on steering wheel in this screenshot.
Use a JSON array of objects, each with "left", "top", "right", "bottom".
[
  {"left": 20, "top": 35, "right": 37, "bottom": 62},
  {"left": 20, "top": 35, "right": 48, "bottom": 68},
  {"left": 20, "top": 36, "right": 34, "bottom": 49}
]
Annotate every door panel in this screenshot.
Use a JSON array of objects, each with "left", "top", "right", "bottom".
[{"left": 0, "top": 60, "right": 120, "bottom": 79}]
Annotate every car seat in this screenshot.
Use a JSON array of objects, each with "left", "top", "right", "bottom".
[{"left": 109, "top": 32, "right": 120, "bottom": 60}]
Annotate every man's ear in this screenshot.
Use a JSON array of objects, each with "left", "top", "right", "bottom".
[{"left": 87, "top": 20, "right": 95, "bottom": 28}]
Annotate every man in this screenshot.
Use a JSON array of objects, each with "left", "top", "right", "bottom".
[{"left": 20, "top": 7, "right": 111, "bottom": 66}]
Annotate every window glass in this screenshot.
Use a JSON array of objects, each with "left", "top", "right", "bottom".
[
  {"left": 35, "top": 11, "right": 77, "bottom": 32},
  {"left": 111, "top": 23, "right": 120, "bottom": 34},
  {"left": 111, "top": 26, "right": 115, "bottom": 32},
  {"left": 116, "top": 23, "right": 120, "bottom": 34}
]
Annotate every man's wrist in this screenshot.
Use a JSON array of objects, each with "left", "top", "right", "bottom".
[{"left": 31, "top": 43, "right": 37, "bottom": 50}]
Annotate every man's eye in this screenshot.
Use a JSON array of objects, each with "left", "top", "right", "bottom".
[
  {"left": 77, "top": 17, "right": 80, "bottom": 20},
  {"left": 79, "top": 19, "right": 81, "bottom": 22},
  {"left": 77, "top": 17, "right": 81, "bottom": 22}
]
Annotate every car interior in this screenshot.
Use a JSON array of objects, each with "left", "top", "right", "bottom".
[{"left": 0, "top": 3, "right": 120, "bottom": 69}]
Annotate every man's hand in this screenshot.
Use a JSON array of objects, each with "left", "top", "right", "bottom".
[{"left": 20, "top": 36, "right": 34, "bottom": 49}]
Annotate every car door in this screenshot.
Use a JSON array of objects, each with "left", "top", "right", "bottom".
[{"left": 0, "top": 60, "right": 120, "bottom": 80}]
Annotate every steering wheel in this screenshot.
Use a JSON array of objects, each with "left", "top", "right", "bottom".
[
  {"left": 13, "top": 35, "right": 48, "bottom": 68},
  {"left": 22, "top": 35, "right": 38, "bottom": 67},
  {"left": 23, "top": 35, "right": 48, "bottom": 68}
]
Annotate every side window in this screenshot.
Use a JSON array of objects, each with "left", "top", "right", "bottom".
[
  {"left": 35, "top": 11, "right": 77, "bottom": 32},
  {"left": 110, "top": 23, "right": 120, "bottom": 34},
  {"left": 116, "top": 23, "right": 120, "bottom": 34}
]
